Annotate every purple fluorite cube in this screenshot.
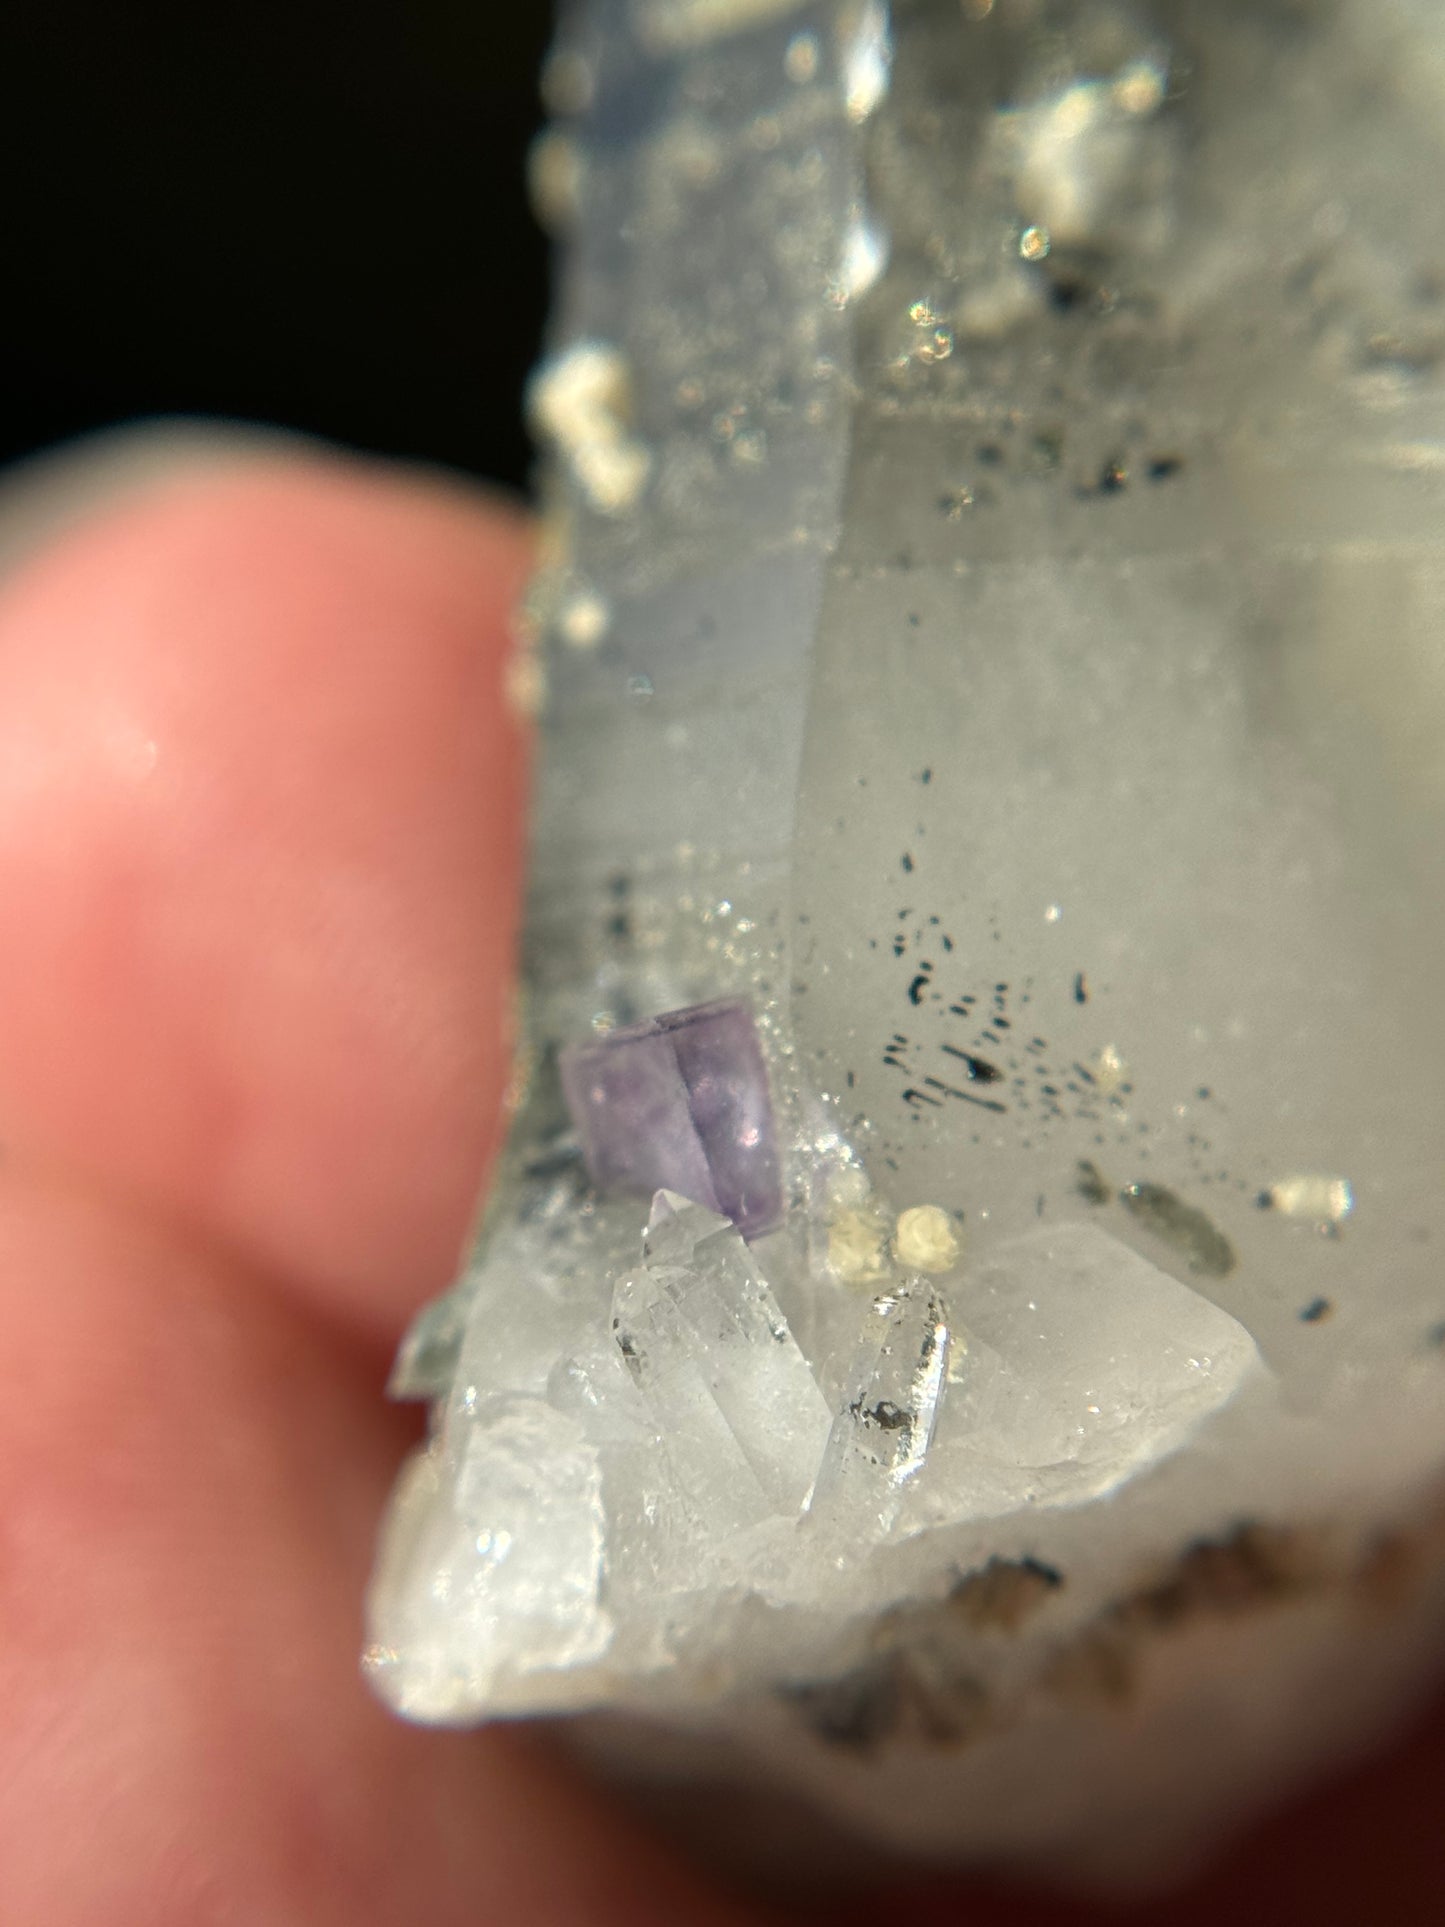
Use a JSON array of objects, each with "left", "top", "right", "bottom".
[{"left": 559, "top": 999, "right": 781, "bottom": 1239}]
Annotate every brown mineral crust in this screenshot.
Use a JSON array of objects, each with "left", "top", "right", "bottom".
[
  {"left": 1350, "top": 1531, "right": 1426, "bottom": 1614},
  {"left": 790, "top": 1506, "right": 1445, "bottom": 1747},
  {"left": 1043, "top": 1625, "right": 1139, "bottom": 1709},
  {"left": 785, "top": 1647, "right": 992, "bottom": 1755},
  {"left": 1046, "top": 1509, "right": 1445, "bottom": 1712},
  {"left": 1116, "top": 1523, "right": 1327, "bottom": 1634},
  {"left": 948, "top": 1556, "right": 1065, "bottom": 1634}
]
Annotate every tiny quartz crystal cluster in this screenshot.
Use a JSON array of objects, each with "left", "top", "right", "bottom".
[{"left": 367, "top": 0, "right": 1445, "bottom": 1878}]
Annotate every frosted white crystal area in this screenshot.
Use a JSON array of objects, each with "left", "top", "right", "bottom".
[
  {"left": 366, "top": 1396, "right": 611, "bottom": 1721},
  {"left": 913, "top": 1224, "right": 1265, "bottom": 1526},
  {"left": 368, "top": 0, "right": 1445, "bottom": 1880}
]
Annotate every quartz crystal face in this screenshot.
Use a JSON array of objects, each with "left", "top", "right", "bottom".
[{"left": 367, "top": 0, "right": 1445, "bottom": 1874}]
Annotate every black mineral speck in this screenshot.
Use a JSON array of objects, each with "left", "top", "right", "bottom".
[
  {"left": 1099, "top": 458, "right": 1128, "bottom": 492},
  {"left": 1300, "top": 1298, "right": 1333, "bottom": 1324},
  {"left": 1076, "top": 1160, "right": 1111, "bottom": 1205},
  {"left": 1147, "top": 455, "right": 1184, "bottom": 482},
  {"left": 857, "top": 1398, "right": 910, "bottom": 1432},
  {"left": 1073, "top": 971, "right": 1089, "bottom": 1004},
  {"left": 1047, "top": 275, "right": 1090, "bottom": 315},
  {"left": 901, "top": 852, "right": 915, "bottom": 874},
  {"left": 942, "top": 1044, "right": 1002, "bottom": 1082}
]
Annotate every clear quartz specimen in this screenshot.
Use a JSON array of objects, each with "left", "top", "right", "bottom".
[
  {"left": 368, "top": 0, "right": 1445, "bottom": 1881},
  {"left": 614, "top": 1192, "right": 833, "bottom": 1520}
]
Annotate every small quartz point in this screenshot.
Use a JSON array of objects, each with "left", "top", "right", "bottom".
[
  {"left": 809, "top": 1278, "right": 951, "bottom": 1538},
  {"left": 369, "top": 0, "right": 1445, "bottom": 1884},
  {"left": 613, "top": 1192, "right": 833, "bottom": 1524}
]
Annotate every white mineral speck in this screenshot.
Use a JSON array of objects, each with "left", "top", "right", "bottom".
[
  {"left": 1020, "top": 224, "right": 1052, "bottom": 262},
  {"left": 559, "top": 588, "right": 611, "bottom": 649},
  {"left": 528, "top": 341, "right": 652, "bottom": 517},
  {"left": 1089, "top": 1043, "right": 1127, "bottom": 1095},
  {"left": 1264, "top": 1175, "right": 1356, "bottom": 1223},
  {"left": 894, "top": 1204, "right": 963, "bottom": 1273},
  {"left": 1114, "top": 57, "right": 1168, "bottom": 119}
]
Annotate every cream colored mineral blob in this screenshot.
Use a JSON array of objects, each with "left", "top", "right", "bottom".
[
  {"left": 1263, "top": 1175, "right": 1356, "bottom": 1224},
  {"left": 827, "top": 1205, "right": 891, "bottom": 1282},
  {"left": 527, "top": 341, "right": 652, "bottom": 517},
  {"left": 893, "top": 1204, "right": 962, "bottom": 1273}
]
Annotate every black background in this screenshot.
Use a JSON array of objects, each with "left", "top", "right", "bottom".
[{"left": 0, "top": 1, "right": 554, "bottom": 489}]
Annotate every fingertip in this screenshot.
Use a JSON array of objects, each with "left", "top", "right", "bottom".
[{"left": 0, "top": 441, "right": 532, "bottom": 1340}]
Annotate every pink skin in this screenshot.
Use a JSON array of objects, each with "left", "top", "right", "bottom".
[{"left": 0, "top": 450, "right": 1437, "bottom": 1926}]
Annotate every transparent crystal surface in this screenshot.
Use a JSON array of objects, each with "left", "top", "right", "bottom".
[
  {"left": 614, "top": 1192, "right": 833, "bottom": 1521},
  {"left": 368, "top": 0, "right": 1445, "bottom": 1875},
  {"left": 808, "top": 1276, "right": 952, "bottom": 1540},
  {"left": 908, "top": 1223, "right": 1265, "bottom": 1525}
]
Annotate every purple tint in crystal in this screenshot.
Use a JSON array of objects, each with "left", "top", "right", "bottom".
[{"left": 559, "top": 999, "right": 781, "bottom": 1238}]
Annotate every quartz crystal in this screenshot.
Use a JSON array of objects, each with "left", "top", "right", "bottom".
[
  {"left": 367, "top": 0, "right": 1445, "bottom": 1879},
  {"left": 614, "top": 1192, "right": 832, "bottom": 1522}
]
